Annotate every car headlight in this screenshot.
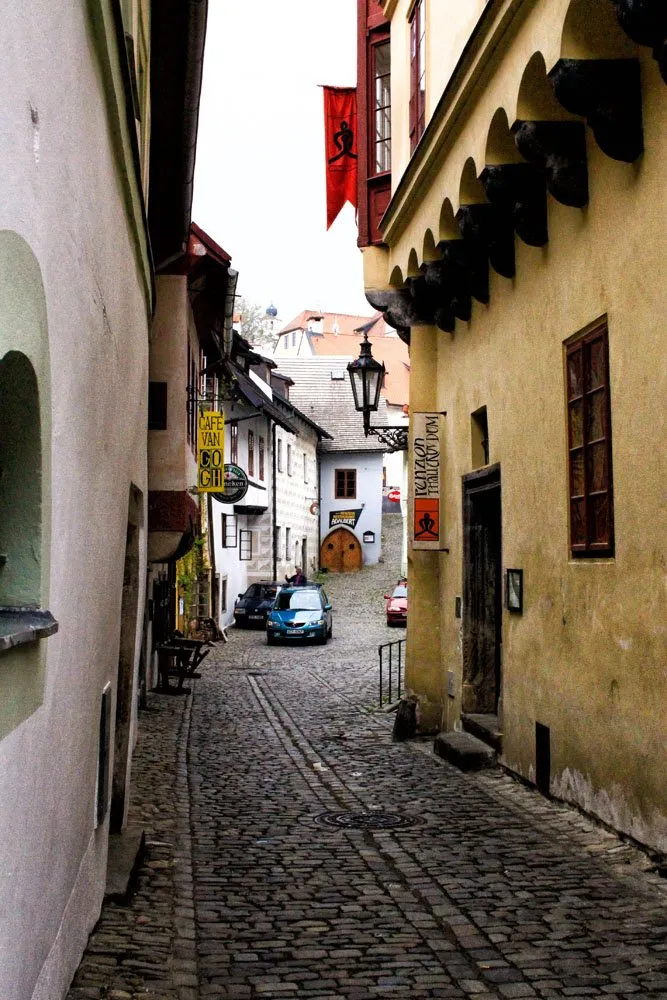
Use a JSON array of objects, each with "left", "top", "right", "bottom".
[
  {"left": 235, "top": 608, "right": 246, "bottom": 614},
  {"left": 311, "top": 618, "right": 325, "bottom": 627},
  {"left": 267, "top": 621, "right": 277, "bottom": 629}
]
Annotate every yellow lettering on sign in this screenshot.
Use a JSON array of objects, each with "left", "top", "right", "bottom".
[{"left": 197, "top": 411, "right": 225, "bottom": 492}]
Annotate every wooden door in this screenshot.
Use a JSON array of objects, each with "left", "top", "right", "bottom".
[
  {"left": 462, "top": 467, "right": 502, "bottom": 714},
  {"left": 320, "top": 528, "right": 362, "bottom": 573}
]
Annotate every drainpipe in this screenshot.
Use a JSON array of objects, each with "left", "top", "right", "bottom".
[
  {"left": 317, "top": 445, "right": 322, "bottom": 573},
  {"left": 272, "top": 420, "right": 278, "bottom": 581}
]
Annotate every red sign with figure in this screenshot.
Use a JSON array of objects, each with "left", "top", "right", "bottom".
[{"left": 323, "top": 86, "right": 358, "bottom": 229}]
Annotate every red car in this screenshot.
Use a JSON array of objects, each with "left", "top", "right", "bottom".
[{"left": 385, "top": 583, "right": 407, "bottom": 626}]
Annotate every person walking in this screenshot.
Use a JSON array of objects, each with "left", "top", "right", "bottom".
[{"left": 285, "top": 566, "right": 306, "bottom": 586}]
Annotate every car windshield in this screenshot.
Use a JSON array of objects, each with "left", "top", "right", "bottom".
[
  {"left": 243, "top": 585, "right": 261, "bottom": 598},
  {"left": 392, "top": 585, "right": 407, "bottom": 598},
  {"left": 276, "top": 591, "right": 322, "bottom": 611}
]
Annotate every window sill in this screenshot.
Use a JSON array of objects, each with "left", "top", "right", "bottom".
[{"left": 0, "top": 607, "right": 59, "bottom": 654}]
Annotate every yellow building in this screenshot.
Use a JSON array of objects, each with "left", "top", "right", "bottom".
[{"left": 359, "top": 0, "right": 666, "bottom": 851}]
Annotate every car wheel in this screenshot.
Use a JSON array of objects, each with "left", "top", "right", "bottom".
[
  {"left": 316, "top": 633, "right": 327, "bottom": 645},
  {"left": 267, "top": 634, "right": 276, "bottom": 646},
  {"left": 327, "top": 622, "right": 333, "bottom": 639}
]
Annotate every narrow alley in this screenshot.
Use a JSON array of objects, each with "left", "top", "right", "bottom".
[{"left": 68, "top": 516, "right": 667, "bottom": 1000}]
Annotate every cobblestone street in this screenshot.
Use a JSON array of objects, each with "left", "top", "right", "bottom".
[{"left": 69, "top": 515, "right": 667, "bottom": 1000}]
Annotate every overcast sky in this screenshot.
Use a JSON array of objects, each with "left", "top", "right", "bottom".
[{"left": 192, "top": 0, "right": 372, "bottom": 327}]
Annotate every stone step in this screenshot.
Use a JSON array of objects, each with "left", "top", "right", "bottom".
[
  {"left": 433, "top": 730, "right": 497, "bottom": 771},
  {"left": 105, "top": 826, "right": 145, "bottom": 903},
  {"left": 461, "top": 712, "right": 503, "bottom": 752}
]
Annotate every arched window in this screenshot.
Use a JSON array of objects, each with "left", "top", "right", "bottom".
[{"left": 0, "top": 351, "right": 42, "bottom": 607}]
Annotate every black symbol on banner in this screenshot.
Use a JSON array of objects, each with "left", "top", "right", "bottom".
[{"left": 328, "top": 120, "right": 357, "bottom": 163}]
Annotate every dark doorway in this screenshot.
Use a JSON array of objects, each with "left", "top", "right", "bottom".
[
  {"left": 462, "top": 465, "right": 502, "bottom": 715},
  {"left": 110, "top": 485, "right": 143, "bottom": 834}
]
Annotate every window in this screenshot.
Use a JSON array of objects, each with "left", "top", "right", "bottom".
[
  {"left": 303, "top": 452, "right": 308, "bottom": 482},
  {"left": 221, "top": 513, "right": 238, "bottom": 548},
  {"left": 239, "top": 529, "right": 253, "bottom": 561},
  {"left": 247, "top": 430, "right": 255, "bottom": 477},
  {"left": 285, "top": 527, "right": 291, "bottom": 562},
  {"left": 277, "top": 438, "right": 284, "bottom": 472},
  {"left": 471, "top": 406, "right": 489, "bottom": 468},
  {"left": 221, "top": 578, "right": 227, "bottom": 612},
  {"left": 372, "top": 40, "right": 391, "bottom": 174},
  {"left": 287, "top": 442, "right": 293, "bottom": 476},
  {"left": 275, "top": 525, "right": 281, "bottom": 559},
  {"left": 148, "top": 381, "right": 167, "bottom": 430},
  {"left": 230, "top": 424, "right": 238, "bottom": 464},
  {"left": 335, "top": 468, "right": 357, "bottom": 499},
  {"left": 259, "top": 436, "right": 265, "bottom": 480},
  {"left": 409, "top": 0, "right": 426, "bottom": 153},
  {"left": 292, "top": 330, "right": 297, "bottom": 348},
  {"left": 565, "top": 321, "right": 614, "bottom": 557}
]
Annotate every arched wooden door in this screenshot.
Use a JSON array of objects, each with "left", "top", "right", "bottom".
[{"left": 320, "top": 528, "right": 362, "bottom": 573}]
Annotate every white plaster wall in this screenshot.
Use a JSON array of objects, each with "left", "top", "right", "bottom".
[
  {"left": 320, "top": 452, "right": 384, "bottom": 565},
  {"left": 275, "top": 424, "right": 320, "bottom": 581},
  {"left": 149, "top": 276, "right": 197, "bottom": 492},
  {"left": 210, "top": 498, "right": 248, "bottom": 628},
  {"left": 0, "top": 4, "right": 149, "bottom": 998}
]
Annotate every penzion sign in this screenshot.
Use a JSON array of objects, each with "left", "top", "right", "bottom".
[{"left": 412, "top": 412, "right": 445, "bottom": 550}]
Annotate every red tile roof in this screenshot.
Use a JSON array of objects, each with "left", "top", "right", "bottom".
[{"left": 278, "top": 310, "right": 387, "bottom": 337}]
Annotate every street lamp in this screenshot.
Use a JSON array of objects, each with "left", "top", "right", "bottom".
[{"left": 347, "top": 323, "right": 408, "bottom": 452}]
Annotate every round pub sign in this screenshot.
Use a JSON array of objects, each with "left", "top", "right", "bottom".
[{"left": 215, "top": 464, "right": 249, "bottom": 504}]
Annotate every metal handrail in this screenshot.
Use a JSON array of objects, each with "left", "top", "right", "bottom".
[{"left": 378, "top": 637, "right": 405, "bottom": 706}]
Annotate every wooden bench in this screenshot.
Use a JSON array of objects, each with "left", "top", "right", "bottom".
[{"left": 156, "top": 639, "right": 210, "bottom": 693}]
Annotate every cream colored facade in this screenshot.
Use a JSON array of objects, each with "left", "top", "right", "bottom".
[{"left": 364, "top": 0, "right": 667, "bottom": 851}]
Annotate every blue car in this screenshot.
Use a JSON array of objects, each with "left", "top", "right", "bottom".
[{"left": 266, "top": 585, "right": 333, "bottom": 645}]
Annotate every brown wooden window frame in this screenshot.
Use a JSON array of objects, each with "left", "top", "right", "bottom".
[
  {"left": 259, "top": 436, "right": 265, "bottom": 481},
  {"left": 409, "top": 0, "right": 426, "bottom": 154},
  {"left": 335, "top": 468, "right": 357, "bottom": 499},
  {"left": 247, "top": 430, "right": 255, "bottom": 477},
  {"left": 565, "top": 320, "right": 614, "bottom": 558},
  {"left": 221, "top": 513, "right": 238, "bottom": 548}
]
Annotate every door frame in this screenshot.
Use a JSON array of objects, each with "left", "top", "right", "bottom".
[{"left": 461, "top": 463, "right": 502, "bottom": 715}]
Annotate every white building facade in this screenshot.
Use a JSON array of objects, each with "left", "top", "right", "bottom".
[{"left": 0, "top": 4, "right": 153, "bottom": 998}]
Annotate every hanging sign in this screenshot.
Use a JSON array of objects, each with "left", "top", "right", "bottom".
[
  {"left": 213, "top": 464, "right": 249, "bottom": 504},
  {"left": 197, "top": 411, "right": 225, "bottom": 491},
  {"left": 323, "top": 85, "right": 358, "bottom": 229},
  {"left": 412, "top": 412, "right": 445, "bottom": 550},
  {"left": 329, "top": 508, "right": 363, "bottom": 529}
]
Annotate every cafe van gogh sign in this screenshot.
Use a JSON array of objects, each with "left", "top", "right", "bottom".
[{"left": 412, "top": 412, "right": 445, "bottom": 550}]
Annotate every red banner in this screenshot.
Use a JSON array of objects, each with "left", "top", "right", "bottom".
[{"left": 323, "top": 86, "right": 358, "bottom": 230}]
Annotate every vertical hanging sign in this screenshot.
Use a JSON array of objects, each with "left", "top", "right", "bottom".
[
  {"left": 412, "top": 412, "right": 445, "bottom": 550},
  {"left": 197, "top": 411, "right": 225, "bottom": 491},
  {"left": 323, "top": 85, "right": 358, "bottom": 229}
]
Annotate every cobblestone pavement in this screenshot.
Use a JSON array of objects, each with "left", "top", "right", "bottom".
[{"left": 69, "top": 515, "right": 667, "bottom": 1000}]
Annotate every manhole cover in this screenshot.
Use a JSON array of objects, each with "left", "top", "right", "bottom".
[{"left": 314, "top": 810, "right": 422, "bottom": 830}]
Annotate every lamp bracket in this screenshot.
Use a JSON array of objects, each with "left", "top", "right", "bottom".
[{"left": 365, "top": 423, "right": 408, "bottom": 452}]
